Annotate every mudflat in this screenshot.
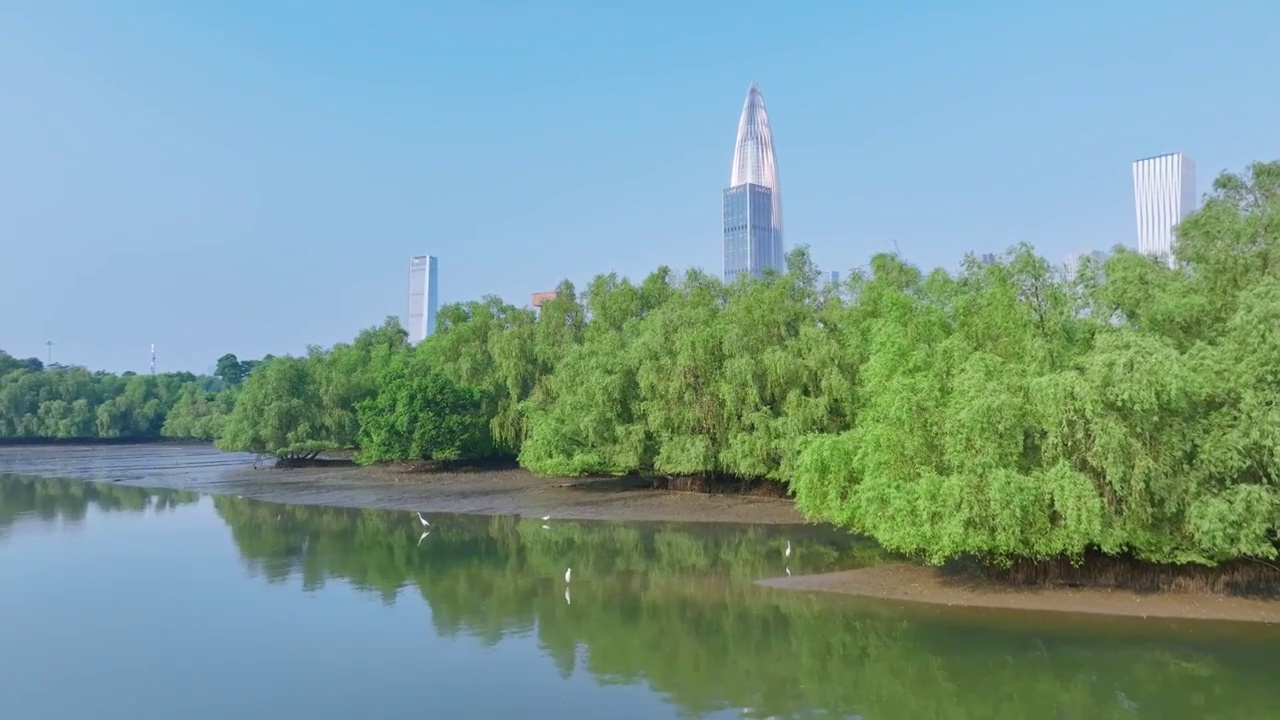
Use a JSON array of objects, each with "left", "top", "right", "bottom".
[
  {"left": 760, "top": 564, "right": 1280, "bottom": 624},
  {"left": 216, "top": 463, "right": 805, "bottom": 524},
  {"left": 0, "top": 443, "right": 805, "bottom": 525}
]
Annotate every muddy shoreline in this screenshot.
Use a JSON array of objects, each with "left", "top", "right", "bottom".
[
  {"left": 0, "top": 443, "right": 806, "bottom": 525},
  {"left": 210, "top": 462, "right": 808, "bottom": 524},
  {"left": 4, "top": 443, "right": 1280, "bottom": 623},
  {"left": 759, "top": 564, "right": 1280, "bottom": 624}
]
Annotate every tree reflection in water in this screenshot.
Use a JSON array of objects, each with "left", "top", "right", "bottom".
[
  {"left": 0, "top": 473, "right": 198, "bottom": 533},
  {"left": 211, "top": 496, "right": 1280, "bottom": 720}
]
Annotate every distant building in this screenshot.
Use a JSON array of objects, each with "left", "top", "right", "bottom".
[
  {"left": 818, "top": 270, "right": 840, "bottom": 287},
  {"left": 723, "top": 83, "right": 785, "bottom": 282},
  {"left": 407, "top": 255, "right": 438, "bottom": 344},
  {"left": 531, "top": 291, "right": 558, "bottom": 308},
  {"left": 1064, "top": 249, "right": 1109, "bottom": 280},
  {"left": 978, "top": 253, "right": 997, "bottom": 265},
  {"left": 1133, "top": 152, "right": 1196, "bottom": 265}
]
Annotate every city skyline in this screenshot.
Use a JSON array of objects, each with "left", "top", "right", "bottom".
[
  {"left": 1133, "top": 152, "right": 1197, "bottom": 265},
  {"left": 723, "top": 83, "right": 785, "bottom": 282},
  {"left": 407, "top": 255, "right": 439, "bottom": 344},
  {"left": 4, "top": 4, "right": 1274, "bottom": 372}
]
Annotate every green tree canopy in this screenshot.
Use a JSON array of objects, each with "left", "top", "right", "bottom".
[{"left": 355, "top": 352, "right": 490, "bottom": 464}]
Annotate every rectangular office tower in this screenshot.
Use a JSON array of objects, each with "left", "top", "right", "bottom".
[
  {"left": 1133, "top": 153, "right": 1196, "bottom": 265},
  {"left": 407, "top": 255, "right": 438, "bottom": 344},
  {"left": 723, "top": 183, "right": 780, "bottom": 281}
]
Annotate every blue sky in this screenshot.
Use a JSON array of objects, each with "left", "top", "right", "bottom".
[{"left": 1, "top": 0, "right": 1276, "bottom": 373}]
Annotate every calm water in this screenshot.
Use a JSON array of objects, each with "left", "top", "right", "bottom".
[{"left": 2, "top": 474, "right": 1279, "bottom": 719}]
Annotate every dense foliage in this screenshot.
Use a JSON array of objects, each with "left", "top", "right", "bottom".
[
  {"left": 208, "top": 160, "right": 1280, "bottom": 567},
  {"left": 10, "top": 161, "right": 1280, "bottom": 568},
  {"left": 354, "top": 352, "right": 491, "bottom": 464},
  {"left": 0, "top": 352, "right": 231, "bottom": 441}
]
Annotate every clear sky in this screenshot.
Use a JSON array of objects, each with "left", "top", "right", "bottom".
[{"left": 1, "top": 0, "right": 1276, "bottom": 373}]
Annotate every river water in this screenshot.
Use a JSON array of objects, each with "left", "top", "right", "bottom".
[{"left": 1, "top": 456, "right": 1278, "bottom": 719}]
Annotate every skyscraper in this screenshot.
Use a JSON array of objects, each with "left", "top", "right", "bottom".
[
  {"left": 1133, "top": 152, "right": 1197, "bottom": 265},
  {"left": 407, "top": 255, "right": 438, "bottom": 344},
  {"left": 723, "top": 83, "right": 784, "bottom": 282}
]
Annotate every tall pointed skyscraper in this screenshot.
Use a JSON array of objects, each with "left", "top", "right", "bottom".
[{"left": 723, "top": 83, "right": 784, "bottom": 282}]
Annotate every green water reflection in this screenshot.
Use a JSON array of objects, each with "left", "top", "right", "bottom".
[
  {"left": 0, "top": 472, "right": 198, "bottom": 531},
  {"left": 211, "top": 496, "right": 1280, "bottom": 720},
  {"left": 2, "top": 476, "right": 1278, "bottom": 720}
]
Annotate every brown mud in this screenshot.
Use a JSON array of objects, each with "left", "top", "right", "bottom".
[
  {"left": 0, "top": 443, "right": 805, "bottom": 524},
  {"left": 760, "top": 564, "right": 1280, "bottom": 624}
]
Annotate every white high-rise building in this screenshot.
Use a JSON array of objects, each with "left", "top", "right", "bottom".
[
  {"left": 1132, "top": 152, "right": 1197, "bottom": 265},
  {"left": 407, "top": 255, "right": 438, "bottom": 344}
]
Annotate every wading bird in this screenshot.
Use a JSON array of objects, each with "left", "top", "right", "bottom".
[
  {"left": 565, "top": 567, "right": 572, "bottom": 583},
  {"left": 416, "top": 512, "right": 430, "bottom": 527}
]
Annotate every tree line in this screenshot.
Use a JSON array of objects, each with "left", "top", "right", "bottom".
[
  {"left": 5, "top": 160, "right": 1278, "bottom": 569},
  {"left": 0, "top": 351, "right": 259, "bottom": 442}
]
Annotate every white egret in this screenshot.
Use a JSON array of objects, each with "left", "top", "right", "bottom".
[
  {"left": 784, "top": 540, "right": 791, "bottom": 559},
  {"left": 565, "top": 567, "right": 572, "bottom": 583},
  {"left": 542, "top": 515, "right": 551, "bottom": 521},
  {"left": 416, "top": 511, "right": 431, "bottom": 527}
]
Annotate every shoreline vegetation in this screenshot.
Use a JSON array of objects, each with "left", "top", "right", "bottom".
[{"left": 4, "top": 160, "right": 1280, "bottom": 607}]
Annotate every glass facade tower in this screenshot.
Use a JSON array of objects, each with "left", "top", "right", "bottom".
[
  {"left": 723, "top": 183, "right": 777, "bottom": 282},
  {"left": 723, "top": 83, "right": 784, "bottom": 282}
]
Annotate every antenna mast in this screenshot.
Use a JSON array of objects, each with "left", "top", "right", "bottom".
[
  {"left": 45, "top": 341, "right": 53, "bottom": 365},
  {"left": 150, "top": 344, "right": 156, "bottom": 375}
]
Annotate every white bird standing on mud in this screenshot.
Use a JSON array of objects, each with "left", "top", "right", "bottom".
[{"left": 416, "top": 512, "right": 430, "bottom": 527}]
